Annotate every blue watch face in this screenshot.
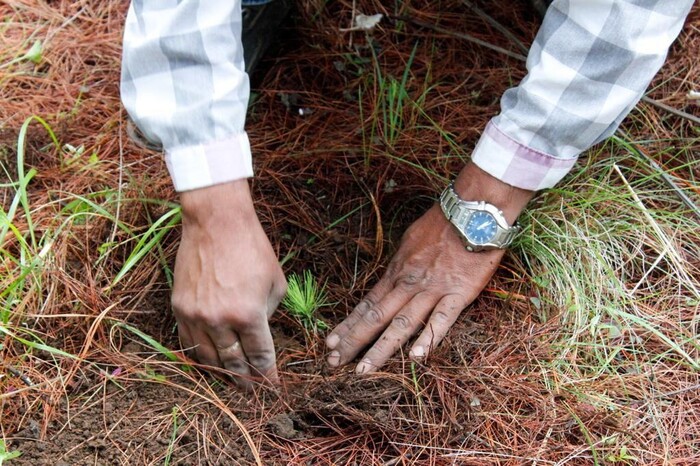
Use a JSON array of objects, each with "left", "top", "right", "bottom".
[{"left": 465, "top": 211, "right": 498, "bottom": 245}]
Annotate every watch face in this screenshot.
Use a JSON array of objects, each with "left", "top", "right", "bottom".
[{"left": 465, "top": 211, "right": 498, "bottom": 245}]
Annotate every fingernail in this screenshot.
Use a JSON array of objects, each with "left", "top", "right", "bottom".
[
  {"left": 410, "top": 346, "right": 425, "bottom": 359},
  {"left": 327, "top": 351, "right": 340, "bottom": 367},
  {"left": 355, "top": 359, "right": 372, "bottom": 374},
  {"left": 326, "top": 334, "right": 339, "bottom": 349}
]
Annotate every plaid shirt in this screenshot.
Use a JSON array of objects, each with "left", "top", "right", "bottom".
[{"left": 121, "top": 1, "right": 694, "bottom": 192}]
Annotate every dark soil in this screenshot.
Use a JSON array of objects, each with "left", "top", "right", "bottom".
[{"left": 8, "top": 297, "right": 617, "bottom": 465}]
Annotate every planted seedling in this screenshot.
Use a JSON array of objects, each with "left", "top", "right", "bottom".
[
  {"left": 0, "top": 440, "right": 21, "bottom": 465},
  {"left": 282, "top": 270, "right": 328, "bottom": 333}
]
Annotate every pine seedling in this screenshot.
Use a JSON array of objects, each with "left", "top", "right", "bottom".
[
  {"left": 282, "top": 270, "right": 328, "bottom": 333},
  {"left": 0, "top": 440, "right": 21, "bottom": 465}
]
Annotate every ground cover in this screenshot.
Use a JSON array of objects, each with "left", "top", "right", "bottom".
[{"left": 0, "top": 0, "right": 699, "bottom": 464}]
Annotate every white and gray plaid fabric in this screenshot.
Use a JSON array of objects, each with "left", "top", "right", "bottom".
[
  {"left": 121, "top": 0, "right": 693, "bottom": 192},
  {"left": 472, "top": 0, "right": 694, "bottom": 190},
  {"left": 121, "top": 0, "right": 252, "bottom": 191}
]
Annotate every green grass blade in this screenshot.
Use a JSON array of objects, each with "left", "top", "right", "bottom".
[
  {"left": 112, "top": 321, "right": 179, "bottom": 362},
  {"left": 0, "top": 324, "right": 78, "bottom": 360},
  {"left": 111, "top": 207, "right": 181, "bottom": 287}
]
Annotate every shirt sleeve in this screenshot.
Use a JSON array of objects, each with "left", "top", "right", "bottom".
[
  {"left": 471, "top": 0, "right": 694, "bottom": 191},
  {"left": 120, "top": 0, "right": 252, "bottom": 192}
]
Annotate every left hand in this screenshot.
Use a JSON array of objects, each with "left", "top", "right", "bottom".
[
  {"left": 325, "top": 205, "right": 504, "bottom": 373},
  {"left": 325, "top": 163, "right": 534, "bottom": 373}
]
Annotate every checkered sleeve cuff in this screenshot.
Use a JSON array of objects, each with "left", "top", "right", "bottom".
[
  {"left": 471, "top": 121, "right": 577, "bottom": 191},
  {"left": 165, "top": 133, "right": 254, "bottom": 192}
]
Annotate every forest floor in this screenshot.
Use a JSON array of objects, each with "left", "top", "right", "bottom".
[{"left": 1, "top": 1, "right": 699, "bottom": 464}]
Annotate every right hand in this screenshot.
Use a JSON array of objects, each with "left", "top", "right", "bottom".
[{"left": 172, "top": 180, "right": 287, "bottom": 389}]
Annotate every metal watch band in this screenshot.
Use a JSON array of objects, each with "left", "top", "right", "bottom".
[{"left": 439, "top": 182, "right": 520, "bottom": 250}]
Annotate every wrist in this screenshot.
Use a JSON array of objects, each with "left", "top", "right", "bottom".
[
  {"left": 180, "top": 180, "right": 256, "bottom": 228},
  {"left": 453, "top": 163, "right": 535, "bottom": 224}
]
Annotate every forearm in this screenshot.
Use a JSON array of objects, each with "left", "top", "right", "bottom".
[
  {"left": 472, "top": 0, "right": 694, "bottom": 191},
  {"left": 120, "top": 0, "right": 252, "bottom": 192}
]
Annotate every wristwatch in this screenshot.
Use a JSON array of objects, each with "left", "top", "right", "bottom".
[{"left": 439, "top": 182, "right": 520, "bottom": 252}]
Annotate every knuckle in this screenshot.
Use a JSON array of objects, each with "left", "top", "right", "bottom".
[
  {"left": 391, "top": 314, "right": 412, "bottom": 331},
  {"left": 221, "top": 298, "right": 264, "bottom": 325},
  {"left": 223, "top": 359, "right": 248, "bottom": 375},
  {"left": 432, "top": 309, "right": 451, "bottom": 323},
  {"left": 200, "top": 314, "right": 225, "bottom": 328},
  {"left": 363, "top": 305, "right": 386, "bottom": 325},
  {"left": 195, "top": 307, "right": 227, "bottom": 327},
  {"left": 385, "top": 261, "right": 398, "bottom": 275},
  {"left": 337, "top": 331, "right": 361, "bottom": 352},
  {"left": 356, "top": 297, "right": 373, "bottom": 311},
  {"left": 276, "top": 284, "right": 288, "bottom": 304},
  {"left": 247, "top": 351, "right": 275, "bottom": 371},
  {"left": 231, "top": 308, "right": 263, "bottom": 327},
  {"left": 173, "top": 302, "right": 215, "bottom": 325},
  {"left": 272, "top": 275, "right": 288, "bottom": 304},
  {"left": 171, "top": 294, "right": 222, "bottom": 326},
  {"left": 353, "top": 297, "right": 375, "bottom": 317},
  {"left": 279, "top": 273, "right": 288, "bottom": 290},
  {"left": 396, "top": 272, "right": 421, "bottom": 288},
  {"left": 220, "top": 354, "right": 244, "bottom": 370},
  {"left": 170, "top": 293, "right": 189, "bottom": 316},
  {"left": 172, "top": 289, "right": 277, "bottom": 332},
  {"left": 176, "top": 302, "right": 264, "bottom": 329}
]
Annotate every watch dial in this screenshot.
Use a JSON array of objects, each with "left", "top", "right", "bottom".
[{"left": 465, "top": 211, "right": 498, "bottom": 245}]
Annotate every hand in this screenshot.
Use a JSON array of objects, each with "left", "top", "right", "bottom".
[
  {"left": 172, "top": 180, "right": 287, "bottom": 389},
  {"left": 325, "top": 163, "right": 534, "bottom": 373}
]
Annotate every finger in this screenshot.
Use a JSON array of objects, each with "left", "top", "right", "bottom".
[
  {"left": 208, "top": 326, "right": 251, "bottom": 380},
  {"left": 410, "top": 294, "right": 468, "bottom": 360},
  {"left": 325, "top": 276, "right": 395, "bottom": 350},
  {"left": 189, "top": 327, "right": 222, "bottom": 369},
  {"left": 238, "top": 316, "right": 279, "bottom": 386},
  {"left": 355, "top": 292, "right": 438, "bottom": 374},
  {"left": 266, "top": 271, "right": 287, "bottom": 318},
  {"left": 327, "top": 286, "right": 414, "bottom": 368},
  {"left": 178, "top": 321, "right": 195, "bottom": 353}
]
